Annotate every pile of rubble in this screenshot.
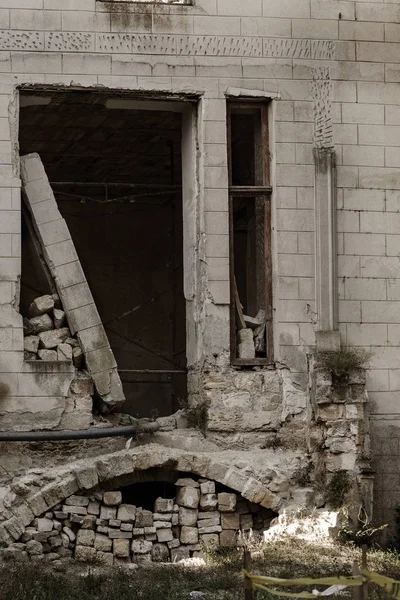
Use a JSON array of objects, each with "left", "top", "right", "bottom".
[
  {"left": 23, "top": 294, "right": 83, "bottom": 367},
  {"left": 3, "top": 478, "right": 274, "bottom": 565}
]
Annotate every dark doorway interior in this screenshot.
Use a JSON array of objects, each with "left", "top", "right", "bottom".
[{"left": 19, "top": 90, "right": 187, "bottom": 418}]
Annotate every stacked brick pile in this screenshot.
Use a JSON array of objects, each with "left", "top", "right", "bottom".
[
  {"left": 23, "top": 294, "right": 84, "bottom": 366},
  {"left": 3, "top": 478, "right": 274, "bottom": 565}
]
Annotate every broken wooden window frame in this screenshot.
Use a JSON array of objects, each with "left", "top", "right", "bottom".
[{"left": 227, "top": 101, "right": 273, "bottom": 367}]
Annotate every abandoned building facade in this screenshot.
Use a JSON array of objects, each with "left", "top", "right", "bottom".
[{"left": 0, "top": 0, "right": 397, "bottom": 564}]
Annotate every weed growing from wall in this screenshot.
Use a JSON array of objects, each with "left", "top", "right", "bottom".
[
  {"left": 317, "top": 346, "right": 371, "bottom": 380},
  {"left": 326, "top": 470, "right": 351, "bottom": 508}
]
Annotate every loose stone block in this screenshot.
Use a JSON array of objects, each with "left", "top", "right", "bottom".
[
  {"left": 154, "top": 521, "right": 172, "bottom": 529},
  {"left": 100, "top": 506, "right": 117, "bottom": 521},
  {"left": 28, "top": 314, "right": 54, "bottom": 335},
  {"left": 154, "top": 498, "right": 174, "bottom": 513},
  {"left": 121, "top": 523, "right": 133, "bottom": 532},
  {"left": 75, "top": 545, "right": 96, "bottom": 562},
  {"left": 97, "top": 551, "right": 114, "bottom": 565},
  {"left": 156, "top": 528, "right": 173, "bottom": 543},
  {"left": 39, "top": 327, "right": 71, "bottom": 349},
  {"left": 65, "top": 496, "right": 89, "bottom": 507},
  {"left": 136, "top": 509, "right": 153, "bottom": 528},
  {"left": 109, "top": 519, "right": 121, "bottom": 528},
  {"left": 171, "top": 514, "right": 178, "bottom": 525},
  {"left": 198, "top": 511, "right": 220, "bottom": 520},
  {"left": 108, "top": 530, "right": 132, "bottom": 539},
  {"left": 221, "top": 512, "right": 240, "bottom": 530},
  {"left": 131, "top": 540, "right": 153, "bottom": 554},
  {"left": 197, "top": 515, "right": 220, "bottom": 528},
  {"left": 238, "top": 328, "right": 255, "bottom": 359},
  {"left": 63, "top": 505, "right": 87, "bottom": 516},
  {"left": 200, "top": 481, "right": 215, "bottom": 495},
  {"left": 168, "top": 539, "right": 180, "bottom": 549},
  {"left": 26, "top": 540, "right": 43, "bottom": 555},
  {"left": 71, "top": 515, "right": 84, "bottom": 525},
  {"left": 200, "top": 493, "right": 218, "bottom": 511},
  {"left": 176, "top": 487, "right": 200, "bottom": 509},
  {"left": 76, "top": 529, "right": 95, "bottom": 547},
  {"left": 218, "top": 493, "right": 237, "bottom": 512},
  {"left": 94, "top": 534, "right": 113, "bottom": 553},
  {"left": 117, "top": 504, "right": 136, "bottom": 523},
  {"left": 53, "top": 309, "right": 66, "bottom": 329},
  {"left": 97, "top": 526, "right": 108, "bottom": 535},
  {"left": 113, "top": 538, "right": 130, "bottom": 558},
  {"left": 24, "top": 335, "right": 40, "bottom": 354},
  {"left": 151, "top": 543, "right": 169, "bottom": 562},
  {"left": 35, "top": 518, "right": 53, "bottom": 532},
  {"left": 54, "top": 511, "right": 68, "bottom": 520},
  {"left": 87, "top": 501, "right": 100, "bottom": 516},
  {"left": 33, "top": 532, "right": 53, "bottom": 542},
  {"left": 82, "top": 515, "right": 97, "bottom": 530},
  {"left": 132, "top": 528, "right": 144, "bottom": 536},
  {"left": 171, "top": 546, "right": 190, "bottom": 562},
  {"left": 49, "top": 535, "right": 62, "bottom": 549},
  {"left": 175, "top": 478, "right": 199, "bottom": 488},
  {"left": 198, "top": 525, "right": 222, "bottom": 535},
  {"left": 144, "top": 526, "right": 156, "bottom": 535},
  {"left": 45, "top": 552, "right": 59, "bottom": 562},
  {"left": 103, "top": 491, "right": 122, "bottom": 506},
  {"left": 29, "top": 295, "right": 54, "bottom": 317},
  {"left": 178, "top": 507, "right": 198, "bottom": 526},
  {"left": 180, "top": 526, "right": 199, "bottom": 545},
  {"left": 38, "top": 349, "right": 58, "bottom": 361},
  {"left": 57, "top": 343, "right": 72, "bottom": 362},
  {"left": 219, "top": 530, "right": 237, "bottom": 547},
  {"left": 153, "top": 513, "right": 172, "bottom": 521}
]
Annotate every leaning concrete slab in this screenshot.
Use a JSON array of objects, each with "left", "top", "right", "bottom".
[{"left": 20, "top": 153, "right": 125, "bottom": 413}]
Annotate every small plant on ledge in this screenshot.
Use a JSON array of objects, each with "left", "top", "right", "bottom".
[{"left": 317, "top": 345, "right": 371, "bottom": 381}]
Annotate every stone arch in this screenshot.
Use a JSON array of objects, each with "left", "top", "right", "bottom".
[{"left": 0, "top": 444, "right": 281, "bottom": 545}]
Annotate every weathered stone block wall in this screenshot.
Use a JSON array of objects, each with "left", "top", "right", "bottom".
[
  {"left": 0, "top": 0, "right": 396, "bottom": 527},
  {"left": 2, "top": 477, "right": 274, "bottom": 565}
]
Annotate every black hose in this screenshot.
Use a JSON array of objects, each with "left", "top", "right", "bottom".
[{"left": 0, "top": 422, "right": 159, "bottom": 442}]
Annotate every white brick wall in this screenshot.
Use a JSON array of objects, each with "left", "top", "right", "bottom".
[{"left": 0, "top": 0, "right": 398, "bottom": 512}]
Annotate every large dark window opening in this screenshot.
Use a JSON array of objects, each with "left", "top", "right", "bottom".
[
  {"left": 19, "top": 90, "right": 187, "bottom": 418},
  {"left": 228, "top": 102, "right": 273, "bottom": 365}
]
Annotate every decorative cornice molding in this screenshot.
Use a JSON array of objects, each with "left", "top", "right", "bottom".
[{"left": 0, "top": 31, "right": 337, "bottom": 60}]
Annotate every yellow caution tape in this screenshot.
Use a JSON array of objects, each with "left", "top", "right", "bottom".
[
  {"left": 244, "top": 569, "right": 400, "bottom": 600},
  {"left": 362, "top": 570, "right": 400, "bottom": 600},
  {"left": 243, "top": 571, "right": 363, "bottom": 587}
]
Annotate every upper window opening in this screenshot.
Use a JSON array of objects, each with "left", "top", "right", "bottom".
[
  {"left": 230, "top": 106, "right": 269, "bottom": 188},
  {"left": 228, "top": 102, "right": 273, "bottom": 366}
]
